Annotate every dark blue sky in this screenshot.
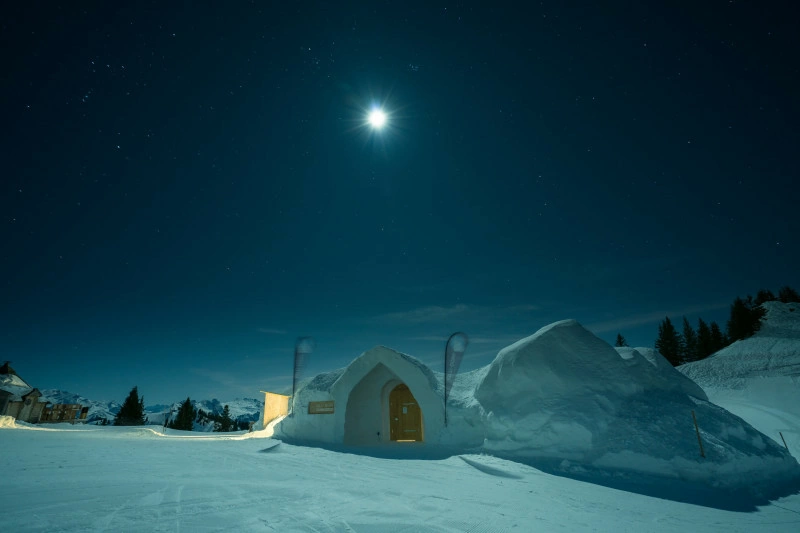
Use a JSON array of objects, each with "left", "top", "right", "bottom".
[{"left": 2, "top": 2, "right": 797, "bottom": 404}]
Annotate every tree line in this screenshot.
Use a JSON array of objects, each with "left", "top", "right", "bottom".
[
  {"left": 112, "top": 388, "right": 247, "bottom": 432},
  {"left": 639, "top": 285, "right": 799, "bottom": 367}
]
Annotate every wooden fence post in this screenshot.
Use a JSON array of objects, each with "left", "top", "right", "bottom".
[
  {"left": 691, "top": 410, "right": 705, "bottom": 458},
  {"left": 779, "top": 431, "right": 790, "bottom": 453}
]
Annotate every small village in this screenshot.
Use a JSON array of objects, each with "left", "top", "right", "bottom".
[{"left": 0, "top": 362, "right": 87, "bottom": 424}]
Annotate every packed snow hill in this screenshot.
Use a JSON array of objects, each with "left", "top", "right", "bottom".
[
  {"left": 679, "top": 300, "right": 800, "bottom": 459},
  {"left": 275, "top": 318, "right": 800, "bottom": 497}
]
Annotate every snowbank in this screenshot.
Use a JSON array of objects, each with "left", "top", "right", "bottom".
[{"left": 469, "top": 320, "right": 797, "bottom": 491}]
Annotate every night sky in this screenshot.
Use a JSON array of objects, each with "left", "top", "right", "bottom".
[{"left": 3, "top": 2, "right": 797, "bottom": 405}]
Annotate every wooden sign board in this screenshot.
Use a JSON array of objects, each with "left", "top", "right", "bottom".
[{"left": 308, "top": 401, "right": 334, "bottom": 414}]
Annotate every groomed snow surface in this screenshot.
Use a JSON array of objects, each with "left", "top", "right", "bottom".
[
  {"left": 2, "top": 303, "right": 799, "bottom": 531},
  {"left": 1, "top": 420, "right": 798, "bottom": 532}
]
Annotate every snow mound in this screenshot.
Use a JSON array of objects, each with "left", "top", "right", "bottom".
[
  {"left": 473, "top": 319, "right": 798, "bottom": 490},
  {"left": 615, "top": 346, "right": 707, "bottom": 399}
]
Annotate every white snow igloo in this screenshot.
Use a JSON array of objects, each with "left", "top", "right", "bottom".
[{"left": 274, "top": 346, "right": 444, "bottom": 447}]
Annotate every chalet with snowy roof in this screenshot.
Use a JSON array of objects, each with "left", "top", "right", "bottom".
[
  {"left": 0, "top": 362, "right": 47, "bottom": 423},
  {"left": 0, "top": 362, "right": 87, "bottom": 424}
]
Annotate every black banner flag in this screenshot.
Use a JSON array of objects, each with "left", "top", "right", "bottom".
[
  {"left": 444, "top": 332, "right": 468, "bottom": 426},
  {"left": 291, "top": 337, "right": 315, "bottom": 415}
]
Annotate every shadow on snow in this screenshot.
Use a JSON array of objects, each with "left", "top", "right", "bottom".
[{"left": 267, "top": 438, "right": 800, "bottom": 512}]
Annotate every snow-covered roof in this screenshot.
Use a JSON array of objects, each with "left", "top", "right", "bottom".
[
  {"left": 303, "top": 367, "right": 346, "bottom": 392},
  {"left": 0, "top": 371, "right": 35, "bottom": 401}
]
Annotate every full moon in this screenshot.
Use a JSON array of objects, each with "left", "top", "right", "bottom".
[{"left": 368, "top": 109, "right": 387, "bottom": 129}]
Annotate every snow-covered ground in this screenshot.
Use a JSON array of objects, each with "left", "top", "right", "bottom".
[
  {"left": 1, "top": 418, "right": 798, "bottom": 532},
  {"left": 2, "top": 302, "right": 798, "bottom": 532},
  {"left": 679, "top": 300, "right": 800, "bottom": 469}
]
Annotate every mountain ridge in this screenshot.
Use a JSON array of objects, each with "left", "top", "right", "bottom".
[{"left": 39, "top": 389, "right": 263, "bottom": 430}]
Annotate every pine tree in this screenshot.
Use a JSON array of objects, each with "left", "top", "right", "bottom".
[
  {"left": 214, "top": 405, "right": 234, "bottom": 432},
  {"left": 169, "top": 397, "right": 196, "bottom": 431},
  {"left": 754, "top": 289, "right": 776, "bottom": 305},
  {"left": 655, "top": 317, "right": 682, "bottom": 366},
  {"left": 615, "top": 333, "right": 628, "bottom": 347},
  {"left": 778, "top": 286, "right": 800, "bottom": 303},
  {"left": 727, "top": 296, "right": 765, "bottom": 342},
  {"left": 681, "top": 317, "right": 698, "bottom": 364},
  {"left": 696, "top": 318, "right": 713, "bottom": 360},
  {"left": 709, "top": 321, "right": 726, "bottom": 353},
  {"left": 114, "top": 386, "right": 146, "bottom": 426},
  {"left": 223, "top": 405, "right": 234, "bottom": 431}
]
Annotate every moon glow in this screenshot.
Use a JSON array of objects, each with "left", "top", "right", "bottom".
[{"left": 368, "top": 109, "right": 387, "bottom": 129}]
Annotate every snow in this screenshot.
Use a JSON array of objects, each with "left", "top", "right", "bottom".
[
  {"left": 35, "top": 389, "right": 264, "bottom": 429},
  {"left": 275, "top": 319, "right": 798, "bottom": 492},
  {"left": 0, "top": 372, "right": 35, "bottom": 399},
  {"left": 277, "top": 346, "right": 450, "bottom": 446},
  {"left": 470, "top": 320, "right": 797, "bottom": 492},
  {"left": 1, "top": 372, "right": 31, "bottom": 389},
  {"left": 2, "top": 423, "right": 799, "bottom": 531},
  {"left": 678, "top": 300, "right": 800, "bottom": 466},
  {"left": 679, "top": 301, "right": 800, "bottom": 389},
  {"left": 2, "top": 305, "right": 800, "bottom": 530},
  {"left": 39, "top": 389, "right": 121, "bottom": 424}
]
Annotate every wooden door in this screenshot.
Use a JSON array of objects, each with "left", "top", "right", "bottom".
[{"left": 389, "top": 384, "right": 422, "bottom": 442}]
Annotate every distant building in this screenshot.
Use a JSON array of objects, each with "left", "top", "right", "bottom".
[
  {"left": 0, "top": 362, "right": 87, "bottom": 424},
  {"left": 0, "top": 362, "right": 47, "bottom": 423}
]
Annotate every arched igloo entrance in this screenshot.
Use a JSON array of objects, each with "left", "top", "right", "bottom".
[
  {"left": 333, "top": 346, "right": 443, "bottom": 447},
  {"left": 343, "top": 363, "right": 426, "bottom": 445}
]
